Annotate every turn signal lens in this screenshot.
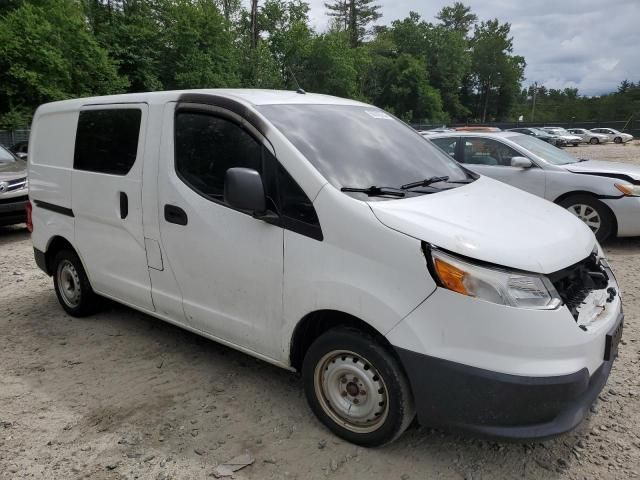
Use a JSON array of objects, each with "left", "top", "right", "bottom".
[
  {"left": 615, "top": 183, "right": 640, "bottom": 197},
  {"left": 433, "top": 257, "right": 469, "bottom": 296}
]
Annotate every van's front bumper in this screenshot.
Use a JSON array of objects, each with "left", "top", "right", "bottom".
[
  {"left": 386, "top": 281, "right": 623, "bottom": 439},
  {"left": 395, "top": 316, "right": 620, "bottom": 439}
]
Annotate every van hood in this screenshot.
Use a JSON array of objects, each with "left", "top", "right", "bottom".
[
  {"left": 564, "top": 159, "right": 640, "bottom": 182},
  {"left": 368, "top": 176, "right": 595, "bottom": 274}
]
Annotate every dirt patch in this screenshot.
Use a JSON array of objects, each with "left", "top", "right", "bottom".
[{"left": 1, "top": 143, "right": 639, "bottom": 479}]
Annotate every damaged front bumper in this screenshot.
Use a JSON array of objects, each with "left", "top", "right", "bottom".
[
  {"left": 395, "top": 310, "right": 621, "bottom": 439},
  {"left": 386, "top": 253, "right": 623, "bottom": 440}
]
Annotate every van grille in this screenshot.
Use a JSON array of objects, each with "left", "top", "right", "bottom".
[{"left": 549, "top": 253, "right": 611, "bottom": 321}]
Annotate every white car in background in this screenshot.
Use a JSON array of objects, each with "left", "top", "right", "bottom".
[
  {"left": 567, "top": 128, "right": 610, "bottom": 145},
  {"left": 429, "top": 131, "right": 640, "bottom": 242},
  {"left": 590, "top": 128, "right": 634, "bottom": 144},
  {"left": 541, "top": 127, "right": 582, "bottom": 147}
]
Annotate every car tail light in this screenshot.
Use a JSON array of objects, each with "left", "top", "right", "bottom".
[{"left": 25, "top": 200, "right": 33, "bottom": 233}]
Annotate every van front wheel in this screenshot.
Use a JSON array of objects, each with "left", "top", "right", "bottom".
[
  {"left": 302, "top": 328, "right": 415, "bottom": 446},
  {"left": 53, "top": 250, "right": 99, "bottom": 317}
]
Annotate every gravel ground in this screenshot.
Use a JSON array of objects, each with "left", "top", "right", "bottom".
[{"left": 1, "top": 142, "right": 640, "bottom": 480}]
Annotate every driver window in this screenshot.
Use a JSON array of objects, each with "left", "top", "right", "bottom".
[{"left": 462, "top": 138, "right": 522, "bottom": 167}]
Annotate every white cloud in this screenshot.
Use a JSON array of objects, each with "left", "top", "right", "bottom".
[{"left": 302, "top": 0, "right": 640, "bottom": 95}]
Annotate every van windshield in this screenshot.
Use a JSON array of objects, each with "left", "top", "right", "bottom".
[{"left": 257, "top": 104, "right": 472, "bottom": 199}]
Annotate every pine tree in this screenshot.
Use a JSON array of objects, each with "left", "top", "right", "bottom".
[{"left": 324, "top": 0, "right": 381, "bottom": 47}]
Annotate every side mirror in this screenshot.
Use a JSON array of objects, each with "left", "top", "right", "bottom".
[
  {"left": 511, "top": 156, "right": 532, "bottom": 168},
  {"left": 224, "top": 167, "right": 266, "bottom": 214}
]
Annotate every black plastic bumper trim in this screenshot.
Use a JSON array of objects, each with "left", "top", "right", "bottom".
[
  {"left": 33, "top": 248, "right": 49, "bottom": 275},
  {"left": 395, "top": 314, "right": 622, "bottom": 440}
]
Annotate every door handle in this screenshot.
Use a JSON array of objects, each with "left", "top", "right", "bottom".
[
  {"left": 164, "top": 204, "right": 188, "bottom": 226},
  {"left": 119, "top": 192, "right": 128, "bottom": 219}
]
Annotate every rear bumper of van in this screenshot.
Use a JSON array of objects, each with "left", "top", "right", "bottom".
[
  {"left": 0, "top": 195, "right": 27, "bottom": 226},
  {"left": 394, "top": 311, "right": 622, "bottom": 440}
]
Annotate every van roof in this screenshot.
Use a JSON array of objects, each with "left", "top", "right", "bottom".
[{"left": 35, "top": 89, "right": 369, "bottom": 114}]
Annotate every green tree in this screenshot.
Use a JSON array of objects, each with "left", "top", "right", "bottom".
[
  {"left": 435, "top": 1, "right": 477, "bottom": 36},
  {"left": 0, "top": 0, "right": 127, "bottom": 127},
  {"left": 362, "top": 31, "right": 445, "bottom": 122},
  {"left": 259, "top": 0, "right": 313, "bottom": 87},
  {"left": 299, "top": 32, "right": 358, "bottom": 98},
  {"left": 324, "top": 0, "right": 381, "bottom": 47},
  {"left": 160, "top": 0, "right": 240, "bottom": 89},
  {"left": 86, "top": 0, "right": 165, "bottom": 92},
  {"left": 470, "top": 19, "right": 524, "bottom": 121}
]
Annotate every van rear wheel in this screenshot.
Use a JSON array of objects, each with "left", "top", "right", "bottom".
[
  {"left": 302, "top": 328, "right": 415, "bottom": 446},
  {"left": 53, "top": 250, "right": 99, "bottom": 317}
]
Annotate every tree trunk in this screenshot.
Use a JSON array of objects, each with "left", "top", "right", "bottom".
[
  {"left": 348, "top": 0, "right": 358, "bottom": 48},
  {"left": 250, "top": 0, "right": 258, "bottom": 49},
  {"left": 482, "top": 84, "right": 490, "bottom": 123}
]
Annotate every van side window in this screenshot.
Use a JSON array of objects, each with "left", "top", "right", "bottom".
[
  {"left": 74, "top": 109, "right": 142, "bottom": 175},
  {"left": 175, "top": 112, "right": 262, "bottom": 201},
  {"left": 277, "top": 163, "right": 320, "bottom": 228}
]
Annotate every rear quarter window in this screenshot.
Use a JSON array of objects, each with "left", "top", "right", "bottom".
[{"left": 74, "top": 109, "right": 142, "bottom": 175}]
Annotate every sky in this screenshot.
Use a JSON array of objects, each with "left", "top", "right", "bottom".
[{"left": 304, "top": 0, "right": 640, "bottom": 96}]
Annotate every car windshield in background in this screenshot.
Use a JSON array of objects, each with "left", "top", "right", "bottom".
[
  {"left": 510, "top": 134, "right": 579, "bottom": 165},
  {"left": 257, "top": 104, "right": 472, "bottom": 199},
  {"left": 0, "top": 146, "right": 16, "bottom": 163}
]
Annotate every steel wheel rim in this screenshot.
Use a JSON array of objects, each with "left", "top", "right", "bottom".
[
  {"left": 314, "top": 350, "right": 389, "bottom": 433},
  {"left": 568, "top": 204, "right": 601, "bottom": 234},
  {"left": 57, "top": 260, "right": 81, "bottom": 308}
]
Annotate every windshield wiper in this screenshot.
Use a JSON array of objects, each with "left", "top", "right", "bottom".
[
  {"left": 578, "top": 158, "right": 590, "bottom": 162},
  {"left": 446, "top": 178, "right": 475, "bottom": 184},
  {"left": 341, "top": 186, "right": 406, "bottom": 197},
  {"left": 400, "top": 176, "right": 449, "bottom": 190}
]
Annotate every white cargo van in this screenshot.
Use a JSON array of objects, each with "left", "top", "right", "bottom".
[{"left": 28, "top": 90, "right": 623, "bottom": 446}]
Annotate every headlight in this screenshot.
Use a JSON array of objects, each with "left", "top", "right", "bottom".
[
  {"left": 615, "top": 183, "right": 640, "bottom": 197},
  {"left": 429, "top": 248, "right": 561, "bottom": 309}
]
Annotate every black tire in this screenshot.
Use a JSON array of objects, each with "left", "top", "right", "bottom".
[
  {"left": 559, "top": 195, "right": 615, "bottom": 242},
  {"left": 52, "top": 249, "right": 100, "bottom": 317},
  {"left": 302, "top": 328, "right": 415, "bottom": 447},
  {"left": 589, "top": 137, "right": 599, "bottom": 145},
  {"left": 614, "top": 136, "right": 622, "bottom": 144}
]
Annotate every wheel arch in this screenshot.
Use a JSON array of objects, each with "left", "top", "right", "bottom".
[
  {"left": 554, "top": 191, "right": 618, "bottom": 236},
  {"left": 44, "top": 235, "right": 84, "bottom": 276},
  {"left": 289, "top": 310, "right": 399, "bottom": 372}
]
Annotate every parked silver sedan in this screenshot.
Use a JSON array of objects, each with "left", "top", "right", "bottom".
[
  {"left": 590, "top": 128, "right": 634, "bottom": 144},
  {"left": 540, "top": 127, "right": 582, "bottom": 146},
  {"left": 429, "top": 132, "right": 640, "bottom": 241},
  {"left": 567, "top": 128, "right": 610, "bottom": 145}
]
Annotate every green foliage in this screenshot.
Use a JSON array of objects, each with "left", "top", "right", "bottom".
[
  {"left": 435, "top": 1, "right": 477, "bottom": 36},
  {"left": 470, "top": 19, "right": 525, "bottom": 121},
  {"left": 0, "top": 1, "right": 633, "bottom": 128},
  {"left": 299, "top": 32, "right": 358, "bottom": 98},
  {"left": 325, "top": 0, "right": 381, "bottom": 47},
  {"left": 513, "top": 81, "right": 640, "bottom": 123},
  {"left": 0, "top": 0, "right": 127, "bottom": 126}
]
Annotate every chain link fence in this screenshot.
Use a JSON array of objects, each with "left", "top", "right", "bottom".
[{"left": 0, "top": 129, "right": 30, "bottom": 148}]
